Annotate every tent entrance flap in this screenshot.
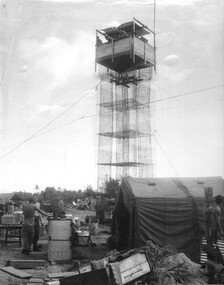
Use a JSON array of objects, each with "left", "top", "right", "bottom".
[{"left": 113, "top": 191, "right": 130, "bottom": 251}]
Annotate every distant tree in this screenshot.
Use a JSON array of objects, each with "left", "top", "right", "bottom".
[
  {"left": 62, "top": 190, "right": 76, "bottom": 204},
  {"left": 104, "top": 178, "right": 120, "bottom": 198},
  {"left": 40, "top": 186, "right": 93, "bottom": 205},
  {"left": 42, "top": 187, "right": 58, "bottom": 202},
  {"left": 84, "top": 185, "right": 95, "bottom": 197},
  {"left": 77, "top": 189, "right": 84, "bottom": 199}
]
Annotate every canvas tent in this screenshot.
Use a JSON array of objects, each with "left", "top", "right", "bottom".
[
  {"left": 0, "top": 193, "right": 15, "bottom": 205},
  {"left": 112, "top": 176, "right": 224, "bottom": 262}
]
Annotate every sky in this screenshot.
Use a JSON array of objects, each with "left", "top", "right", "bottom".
[{"left": 0, "top": 0, "right": 223, "bottom": 193}]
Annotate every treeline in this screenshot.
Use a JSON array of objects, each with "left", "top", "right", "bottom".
[
  {"left": 39, "top": 185, "right": 99, "bottom": 204},
  {"left": 37, "top": 178, "right": 120, "bottom": 204}
]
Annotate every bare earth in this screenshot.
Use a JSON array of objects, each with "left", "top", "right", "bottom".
[{"left": 0, "top": 209, "right": 111, "bottom": 285}]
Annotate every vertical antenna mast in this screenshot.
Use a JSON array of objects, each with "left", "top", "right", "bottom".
[{"left": 153, "top": 0, "right": 156, "bottom": 73}]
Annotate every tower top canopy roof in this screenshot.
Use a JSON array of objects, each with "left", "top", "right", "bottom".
[{"left": 102, "top": 21, "right": 150, "bottom": 39}]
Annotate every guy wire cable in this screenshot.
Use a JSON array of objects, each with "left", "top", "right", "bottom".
[{"left": 0, "top": 80, "right": 103, "bottom": 160}]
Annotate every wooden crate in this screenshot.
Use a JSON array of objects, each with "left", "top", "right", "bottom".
[{"left": 110, "top": 252, "right": 151, "bottom": 284}]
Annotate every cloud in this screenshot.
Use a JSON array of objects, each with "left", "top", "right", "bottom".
[
  {"left": 196, "top": 4, "right": 223, "bottom": 25},
  {"left": 18, "top": 33, "right": 95, "bottom": 88},
  {"left": 105, "top": 20, "right": 121, "bottom": 28},
  {"left": 156, "top": 32, "right": 176, "bottom": 47},
  {"left": 170, "top": 68, "right": 194, "bottom": 84},
  {"left": 0, "top": 44, "right": 8, "bottom": 81},
  {"left": 19, "top": 65, "right": 29, "bottom": 73},
  {"left": 164, "top": 55, "right": 180, "bottom": 66},
  {"left": 37, "top": 104, "right": 66, "bottom": 115},
  {"left": 33, "top": 0, "right": 201, "bottom": 6},
  {"left": 31, "top": 0, "right": 96, "bottom": 2},
  {"left": 156, "top": 0, "right": 202, "bottom": 5},
  {"left": 157, "top": 62, "right": 194, "bottom": 84},
  {"left": 37, "top": 37, "right": 79, "bottom": 82}
]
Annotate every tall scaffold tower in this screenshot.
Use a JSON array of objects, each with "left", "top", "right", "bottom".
[{"left": 95, "top": 18, "right": 156, "bottom": 189}]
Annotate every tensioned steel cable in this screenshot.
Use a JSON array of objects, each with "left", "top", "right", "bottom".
[{"left": 0, "top": 80, "right": 103, "bottom": 160}]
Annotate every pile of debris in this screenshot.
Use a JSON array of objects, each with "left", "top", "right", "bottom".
[
  {"left": 143, "top": 241, "right": 206, "bottom": 285},
  {"left": 46, "top": 240, "right": 221, "bottom": 285},
  {"left": 2, "top": 240, "right": 224, "bottom": 285}
]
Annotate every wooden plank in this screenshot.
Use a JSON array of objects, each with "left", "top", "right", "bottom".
[
  {"left": 8, "top": 259, "right": 48, "bottom": 269},
  {"left": 114, "top": 38, "right": 131, "bottom": 54},
  {"left": 0, "top": 266, "right": 32, "bottom": 279},
  {"left": 46, "top": 281, "right": 60, "bottom": 285},
  {"left": 97, "top": 38, "right": 131, "bottom": 59},
  {"left": 26, "top": 282, "right": 44, "bottom": 285},
  {"left": 48, "top": 271, "right": 79, "bottom": 279},
  {"left": 29, "top": 277, "right": 44, "bottom": 283},
  {"left": 110, "top": 263, "right": 122, "bottom": 285},
  {"left": 134, "top": 37, "right": 154, "bottom": 62}
]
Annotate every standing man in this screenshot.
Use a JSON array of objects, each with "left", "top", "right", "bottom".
[
  {"left": 58, "top": 196, "right": 65, "bottom": 217},
  {"left": 22, "top": 196, "right": 51, "bottom": 255},
  {"left": 33, "top": 194, "right": 42, "bottom": 251},
  {"left": 205, "top": 193, "right": 224, "bottom": 246},
  {"left": 204, "top": 189, "right": 224, "bottom": 283}
]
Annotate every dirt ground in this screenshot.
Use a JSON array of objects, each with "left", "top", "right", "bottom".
[{"left": 0, "top": 209, "right": 111, "bottom": 285}]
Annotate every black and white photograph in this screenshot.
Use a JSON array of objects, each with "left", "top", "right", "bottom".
[{"left": 0, "top": 0, "right": 224, "bottom": 284}]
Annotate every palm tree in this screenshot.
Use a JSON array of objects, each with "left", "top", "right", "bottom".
[{"left": 34, "top": 185, "right": 40, "bottom": 192}]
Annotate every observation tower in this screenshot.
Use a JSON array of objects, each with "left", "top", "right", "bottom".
[{"left": 95, "top": 18, "right": 156, "bottom": 189}]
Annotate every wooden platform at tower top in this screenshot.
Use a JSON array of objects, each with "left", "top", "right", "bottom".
[{"left": 95, "top": 18, "right": 155, "bottom": 74}]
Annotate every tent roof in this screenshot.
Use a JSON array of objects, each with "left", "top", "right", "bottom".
[
  {"left": 121, "top": 176, "right": 224, "bottom": 199},
  {"left": 0, "top": 192, "right": 15, "bottom": 204}
]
